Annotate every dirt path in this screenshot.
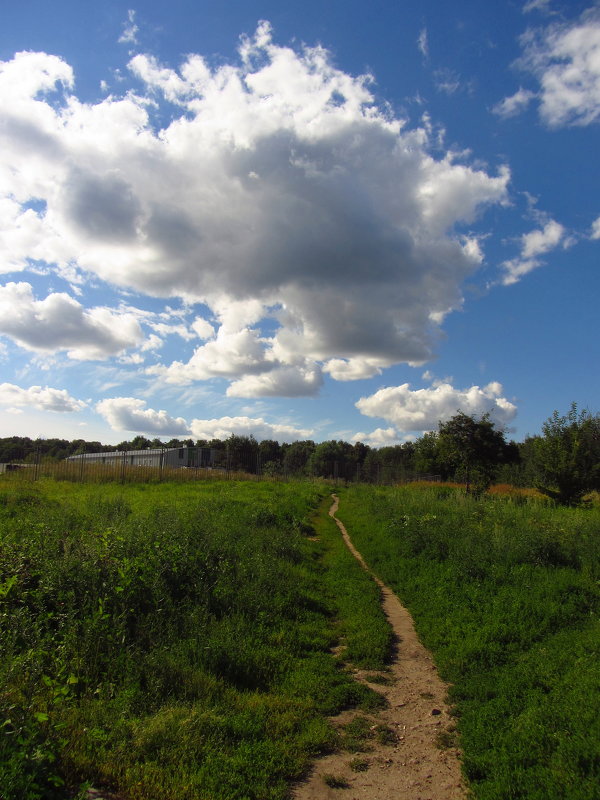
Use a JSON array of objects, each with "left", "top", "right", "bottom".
[{"left": 292, "top": 495, "right": 467, "bottom": 800}]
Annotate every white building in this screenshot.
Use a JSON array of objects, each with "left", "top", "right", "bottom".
[{"left": 66, "top": 446, "right": 220, "bottom": 469}]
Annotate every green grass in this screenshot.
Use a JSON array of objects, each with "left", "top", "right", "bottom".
[
  {"left": 9, "top": 476, "right": 597, "bottom": 799},
  {"left": 311, "top": 494, "right": 393, "bottom": 671},
  {"left": 0, "top": 478, "right": 390, "bottom": 800},
  {"left": 338, "top": 484, "right": 600, "bottom": 800}
]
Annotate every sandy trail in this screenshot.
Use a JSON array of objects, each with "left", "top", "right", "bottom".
[{"left": 292, "top": 494, "right": 467, "bottom": 800}]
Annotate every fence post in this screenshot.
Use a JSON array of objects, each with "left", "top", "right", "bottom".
[{"left": 33, "top": 444, "right": 41, "bottom": 482}]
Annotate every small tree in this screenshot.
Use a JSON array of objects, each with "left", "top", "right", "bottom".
[
  {"left": 437, "top": 411, "right": 509, "bottom": 495},
  {"left": 535, "top": 403, "right": 600, "bottom": 505}
]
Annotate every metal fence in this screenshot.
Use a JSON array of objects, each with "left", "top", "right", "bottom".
[{"left": 0, "top": 446, "right": 440, "bottom": 486}]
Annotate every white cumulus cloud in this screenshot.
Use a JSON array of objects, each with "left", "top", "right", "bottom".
[
  {"left": 0, "top": 382, "right": 87, "bottom": 413},
  {"left": 189, "top": 415, "right": 313, "bottom": 442},
  {"left": 148, "top": 327, "right": 274, "bottom": 385},
  {"left": 502, "top": 7, "right": 600, "bottom": 127},
  {"left": 0, "top": 282, "right": 144, "bottom": 359},
  {"left": 227, "top": 363, "right": 323, "bottom": 397},
  {"left": 0, "top": 24, "right": 511, "bottom": 393},
  {"left": 351, "top": 426, "right": 406, "bottom": 447},
  {"left": 356, "top": 380, "right": 517, "bottom": 433},
  {"left": 501, "top": 219, "right": 567, "bottom": 284},
  {"left": 96, "top": 397, "right": 191, "bottom": 435},
  {"left": 323, "top": 357, "right": 390, "bottom": 381}
]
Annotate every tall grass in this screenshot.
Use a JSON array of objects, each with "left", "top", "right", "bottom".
[
  {"left": 0, "top": 479, "right": 387, "bottom": 800},
  {"left": 339, "top": 484, "right": 600, "bottom": 799}
]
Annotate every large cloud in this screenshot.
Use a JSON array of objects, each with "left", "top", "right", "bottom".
[
  {"left": 351, "top": 426, "right": 406, "bottom": 447},
  {"left": 226, "top": 364, "right": 323, "bottom": 397},
  {"left": 0, "top": 282, "right": 143, "bottom": 359},
  {"left": 0, "top": 382, "right": 86, "bottom": 413},
  {"left": 0, "top": 25, "right": 510, "bottom": 391},
  {"left": 95, "top": 398, "right": 312, "bottom": 442},
  {"left": 498, "top": 7, "right": 600, "bottom": 127},
  {"left": 356, "top": 381, "right": 517, "bottom": 433},
  {"left": 148, "top": 327, "right": 274, "bottom": 384},
  {"left": 189, "top": 415, "right": 313, "bottom": 443},
  {"left": 96, "top": 397, "right": 190, "bottom": 435}
]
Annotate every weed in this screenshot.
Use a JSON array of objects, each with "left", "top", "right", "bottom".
[
  {"left": 348, "top": 757, "right": 370, "bottom": 772},
  {"left": 357, "top": 689, "right": 387, "bottom": 712},
  {"left": 339, "top": 715, "right": 374, "bottom": 752},
  {"left": 374, "top": 723, "right": 396, "bottom": 745},
  {"left": 436, "top": 728, "right": 458, "bottom": 749},
  {"left": 364, "top": 672, "right": 391, "bottom": 685},
  {"left": 322, "top": 773, "right": 350, "bottom": 788}
]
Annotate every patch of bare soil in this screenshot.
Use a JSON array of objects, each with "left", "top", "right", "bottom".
[{"left": 292, "top": 495, "right": 467, "bottom": 800}]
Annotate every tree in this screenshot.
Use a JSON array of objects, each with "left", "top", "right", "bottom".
[
  {"left": 225, "top": 434, "right": 259, "bottom": 472},
  {"left": 131, "top": 435, "right": 153, "bottom": 450},
  {"left": 413, "top": 432, "right": 449, "bottom": 479},
  {"left": 437, "top": 412, "right": 510, "bottom": 495},
  {"left": 282, "top": 440, "right": 315, "bottom": 476},
  {"left": 258, "top": 439, "right": 282, "bottom": 474},
  {"left": 308, "top": 440, "right": 358, "bottom": 480},
  {"left": 534, "top": 403, "right": 600, "bottom": 505}
]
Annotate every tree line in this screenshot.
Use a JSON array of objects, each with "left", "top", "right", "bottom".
[{"left": 1, "top": 403, "right": 598, "bottom": 504}]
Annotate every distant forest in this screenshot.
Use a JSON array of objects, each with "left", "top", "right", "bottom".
[{"left": 2, "top": 405, "right": 598, "bottom": 503}]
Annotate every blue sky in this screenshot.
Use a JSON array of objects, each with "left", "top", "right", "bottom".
[{"left": 0, "top": 0, "right": 598, "bottom": 446}]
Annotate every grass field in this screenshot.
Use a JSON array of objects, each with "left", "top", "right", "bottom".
[
  {"left": 3, "top": 475, "right": 599, "bottom": 799},
  {"left": 0, "top": 478, "right": 389, "bottom": 800},
  {"left": 338, "top": 483, "right": 600, "bottom": 800}
]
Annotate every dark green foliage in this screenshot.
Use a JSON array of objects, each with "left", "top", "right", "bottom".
[
  {"left": 0, "top": 436, "right": 111, "bottom": 463},
  {"left": 224, "top": 433, "right": 259, "bottom": 471},
  {"left": 412, "top": 431, "right": 448, "bottom": 478},
  {"left": 0, "top": 479, "right": 388, "bottom": 800},
  {"left": 362, "top": 441, "right": 416, "bottom": 483},
  {"left": 437, "top": 412, "right": 514, "bottom": 494},
  {"left": 534, "top": 403, "right": 600, "bottom": 505},
  {"left": 281, "top": 440, "right": 316, "bottom": 476},
  {"left": 307, "top": 440, "right": 370, "bottom": 481},
  {"left": 322, "top": 773, "right": 350, "bottom": 788},
  {"left": 339, "top": 484, "right": 600, "bottom": 800}
]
